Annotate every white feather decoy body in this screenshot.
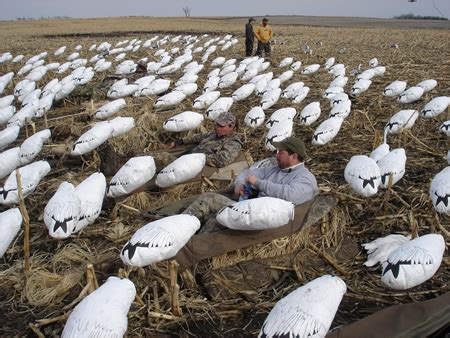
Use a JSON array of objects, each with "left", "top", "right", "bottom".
[
  {"left": 416, "top": 79, "right": 437, "bottom": 93},
  {"left": 344, "top": 155, "right": 381, "bottom": 197},
  {"left": 0, "top": 208, "right": 23, "bottom": 257},
  {"left": 324, "top": 57, "right": 335, "bottom": 69},
  {"left": 383, "top": 80, "right": 407, "bottom": 97},
  {"left": 193, "top": 91, "right": 220, "bottom": 109},
  {"left": 369, "top": 143, "right": 390, "bottom": 163},
  {"left": 265, "top": 120, "right": 293, "bottom": 151},
  {"left": 203, "top": 76, "right": 220, "bottom": 92},
  {"left": 0, "top": 105, "right": 16, "bottom": 125},
  {"left": 329, "top": 100, "right": 351, "bottom": 119},
  {"left": 439, "top": 120, "right": 450, "bottom": 137},
  {"left": 430, "top": 166, "right": 450, "bottom": 215},
  {"left": 121, "top": 215, "right": 200, "bottom": 267},
  {"left": 0, "top": 125, "right": 20, "bottom": 151},
  {"left": 108, "top": 116, "right": 135, "bottom": 137},
  {"left": 312, "top": 117, "right": 343, "bottom": 146},
  {"left": 279, "top": 57, "right": 293, "bottom": 68},
  {"left": 397, "top": 86, "right": 424, "bottom": 104},
  {"left": 155, "top": 153, "right": 206, "bottom": 188},
  {"left": 385, "top": 110, "right": 418, "bottom": 135},
  {"left": 278, "top": 70, "right": 294, "bottom": 83},
  {"left": 0, "top": 95, "right": 15, "bottom": 109},
  {"left": 377, "top": 148, "right": 407, "bottom": 188},
  {"left": 299, "top": 102, "right": 321, "bottom": 126},
  {"left": 154, "top": 91, "right": 186, "bottom": 109},
  {"left": 381, "top": 234, "right": 445, "bottom": 290},
  {"left": 301, "top": 64, "right": 320, "bottom": 74},
  {"left": 290, "top": 61, "right": 302, "bottom": 71},
  {"left": 74, "top": 172, "right": 106, "bottom": 232},
  {"left": 292, "top": 86, "right": 310, "bottom": 104},
  {"left": 261, "top": 88, "right": 282, "bottom": 110},
  {"left": 174, "top": 83, "right": 198, "bottom": 96},
  {"left": 107, "top": 156, "right": 156, "bottom": 198},
  {"left": 95, "top": 99, "right": 127, "bottom": 119},
  {"left": 329, "top": 76, "right": 348, "bottom": 88},
  {"left": 163, "top": 111, "right": 204, "bottom": 132},
  {"left": 363, "top": 234, "right": 411, "bottom": 267},
  {"left": 420, "top": 96, "right": 450, "bottom": 119},
  {"left": 19, "top": 129, "right": 51, "bottom": 165},
  {"left": 62, "top": 276, "right": 136, "bottom": 338},
  {"left": 281, "top": 82, "right": 304, "bottom": 99},
  {"left": 323, "top": 86, "right": 344, "bottom": 100},
  {"left": 218, "top": 71, "right": 238, "bottom": 89},
  {"left": 0, "top": 147, "right": 21, "bottom": 179},
  {"left": 259, "top": 275, "right": 346, "bottom": 338},
  {"left": 206, "top": 97, "right": 233, "bottom": 120},
  {"left": 266, "top": 107, "right": 296, "bottom": 129},
  {"left": 232, "top": 83, "right": 255, "bottom": 101},
  {"left": 71, "top": 122, "right": 113, "bottom": 156},
  {"left": 350, "top": 79, "right": 372, "bottom": 96},
  {"left": 44, "top": 182, "right": 81, "bottom": 239},
  {"left": 244, "top": 106, "right": 265, "bottom": 128},
  {"left": 330, "top": 93, "right": 349, "bottom": 107}
]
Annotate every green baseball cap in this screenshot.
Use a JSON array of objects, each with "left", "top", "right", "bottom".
[{"left": 272, "top": 136, "right": 307, "bottom": 159}]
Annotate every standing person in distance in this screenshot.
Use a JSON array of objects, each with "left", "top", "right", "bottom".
[
  {"left": 254, "top": 17, "right": 273, "bottom": 57},
  {"left": 245, "top": 17, "right": 256, "bottom": 57}
]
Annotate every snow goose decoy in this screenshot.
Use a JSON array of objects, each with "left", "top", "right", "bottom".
[
  {"left": 0, "top": 95, "right": 15, "bottom": 109},
  {"left": 324, "top": 57, "right": 335, "bottom": 69},
  {"left": 0, "top": 105, "right": 16, "bottom": 126},
  {"left": 218, "top": 71, "right": 239, "bottom": 89},
  {"left": 278, "top": 70, "right": 294, "bottom": 83},
  {"left": 163, "top": 111, "right": 204, "bottom": 132},
  {"left": 301, "top": 64, "right": 320, "bottom": 75},
  {"left": 205, "top": 97, "right": 233, "bottom": 120},
  {"left": 19, "top": 129, "right": 51, "bottom": 165},
  {"left": 266, "top": 107, "right": 296, "bottom": 129},
  {"left": 0, "top": 125, "right": 20, "bottom": 151},
  {"left": 71, "top": 122, "right": 114, "bottom": 156},
  {"left": 344, "top": 155, "right": 381, "bottom": 197},
  {"left": 278, "top": 57, "right": 293, "bottom": 68},
  {"left": 73, "top": 172, "right": 106, "bottom": 233},
  {"left": 292, "top": 86, "right": 310, "bottom": 104},
  {"left": 244, "top": 106, "right": 265, "bottom": 128},
  {"left": 107, "top": 156, "right": 156, "bottom": 198},
  {"left": 134, "top": 78, "right": 170, "bottom": 97},
  {"left": 430, "top": 166, "right": 450, "bottom": 215},
  {"left": 299, "top": 102, "right": 321, "bottom": 126},
  {"left": 281, "top": 82, "right": 304, "bottom": 99},
  {"left": 385, "top": 109, "right": 418, "bottom": 135},
  {"left": 95, "top": 99, "right": 127, "bottom": 119},
  {"left": 219, "top": 64, "right": 236, "bottom": 77},
  {"left": 323, "top": 86, "right": 344, "bottom": 100},
  {"left": 259, "top": 275, "right": 346, "bottom": 338},
  {"left": 416, "top": 79, "right": 437, "bottom": 93},
  {"left": 0, "top": 147, "right": 21, "bottom": 180},
  {"left": 381, "top": 234, "right": 445, "bottom": 290},
  {"left": 312, "top": 117, "right": 343, "bottom": 146},
  {"left": 0, "top": 160, "right": 51, "bottom": 205},
  {"left": 383, "top": 80, "right": 407, "bottom": 97},
  {"left": 62, "top": 276, "right": 136, "bottom": 338},
  {"left": 193, "top": 91, "right": 221, "bottom": 109},
  {"left": 174, "top": 83, "right": 198, "bottom": 96},
  {"left": 0, "top": 208, "right": 23, "bottom": 257},
  {"left": 369, "top": 142, "right": 390, "bottom": 163},
  {"left": 232, "top": 83, "right": 255, "bottom": 102},
  {"left": 203, "top": 76, "right": 220, "bottom": 93},
  {"left": 329, "top": 76, "right": 348, "bottom": 88},
  {"left": 154, "top": 91, "right": 186, "bottom": 109},
  {"left": 397, "top": 86, "right": 424, "bottom": 104},
  {"left": 290, "top": 61, "right": 302, "bottom": 71},
  {"left": 176, "top": 74, "right": 198, "bottom": 87},
  {"left": 439, "top": 120, "right": 450, "bottom": 137},
  {"left": 265, "top": 120, "right": 293, "bottom": 151},
  {"left": 377, "top": 148, "right": 407, "bottom": 188},
  {"left": 261, "top": 88, "right": 282, "bottom": 110},
  {"left": 155, "top": 153, "right": 206, "bottom": 188},
  {"left": 121, "top": 214, "right": 200, "bottom": 267},
  {"left": 350, "top": 79, "right": 372, "bottom": 96},
  {"left": 329, "top": 100, "right": 351, "bottom": 119},
  {"left": 363, "top": 234, "right": 411, "bottom": 267},
  {"left": 44, "top": 182, "right": 81, "bottom": 239},
  {"left": 107, "top": 116, "right": 135, "bottom": 138},
  {"left": 420, "top": 96, "right": 450, "bottom": 119}
]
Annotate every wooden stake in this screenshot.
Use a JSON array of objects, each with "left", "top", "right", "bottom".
[
  {"left": 16, "top": 170, "right": 31, "bottom": 273},
  {"left": 169, "top": 260, "right": 182, "bottom": 316}
]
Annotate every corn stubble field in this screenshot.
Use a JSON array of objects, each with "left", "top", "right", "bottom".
[{"left": 0, "top": 16, "right": 449, "bottom": 336}]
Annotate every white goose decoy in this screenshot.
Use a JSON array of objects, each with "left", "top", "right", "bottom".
[
  {"left": 369, "top": 57, "right": 379, "bottom": 67},
  {"left": 203, "top": 76, "right": 220, "bottom": 93},
  {"left": 71, "top": 122, "right": 113, "bottom": 156},
  {"left": 57, "top": 62, "right": 72, "bottom": 74},
  {"left": 259, "top": 275, "right": 346, "bottom": 338},
  {"left": 193, "top": 91, "right": 221, "bottom": 109},
  {"left": 329, "top": 76, "right": 348, "bottom": 88},
  {"left": 107, "top": 156, "right": 156, "bottom": 198},
  {"left": 363, "top": 234, "right": 411, "bottom": 267},
  {"left": 14, "top": 79, "right": 36, "bottom": 99},
  {"left": 416, "top": 79, "right": 437, "bottom": 93},
  {"left": 54, "top": 80, "right": 77, "bottom": 102},
  {"left": 0, "top": 95, "right": 15, "bottom": 109},
  {"left": 369, "top": 142, "right": 390, "bottom": 163},
  {"left": 292, "top": 86, "right": 310, "bottom": 104},
  {"left": 290, "top": 61, "right": 302, "bottom": 71},
  {"left": 12, "top": 54, "right": 25, "bottom": 63},
  {"left": 232, "top": 83, "right": 255, "bottom": 102},
  {"left": 17, "top": 63, "right": 33, "bottom": 76},
  {"left": 8, "top": 104, "right": 37, "bottom": 128},
  {"left": 261, "top": 79, "right": 281, "bottom": 96},
  {"left": 155, "top": 153, "right": 206, "bottom": 188},
  {"left": 206, "top": 97, "right": 233, "bottom": 120},
  {"left": 95, "top": 99, "right": 127, "bottom": 119},
  {"left": 0, "top": 125, "right": 20, "bottom": 151},
  {"left": 350, "top": 79, "right": 372, "bottom": 96},
  {"left": 330, "top": 93, "right": 349, "bottom": 107},
  {"left": 324, "top": 57, "right": 335, "bottom": 70},
  {"left": 301, "top": 64, "right": 320, "bottom": 75},
  {"left": 0, "top": 208, "right": 23, "bottom": 257},
  {"left": 107, "top": 82, "right": 138, "bottom": 99},
  {"left": 207, "top": 68, "right": 221, "bottom": 80},
  {"left": 94, "top": 60, "right": 112, "bottom": 72},
  {"left": 0, "top": 147, "right": 21, "bottom": 179},
  {"left": 54, "top": 46, "right": 67, "bottom": 56},
  {"left": 261, "top": 88, "right": 282, "bottom": 110},
  {"left": 279, "top": 57, "right": 293, "bottom": 68},
  {"left": 73, "top": 172, "right": 106, "bottom": 233},
  {"left": 278, "top": 70, "right": 294, "bottom": 83},
  {"left": 377, "top": 148, "right": 407, "bottom": 188},
  {"left": 218, "top": 72, "right": 239, "bottom": 89},
  {"left": 174, "top": 83, "right": 198, "bottom": 96},
  {"left": 323, "top": 86, "right": 344, "bottom": 100},
  {"left": 439, "top": 120, "right": 450, "bottom": 137},
  {"left": 107, "top": 116, "right": 135, "bottom": 138},
  {"left": 372, "top": 66, "right": 386, "bottom": 76},
  {"left": 67, "top": 52, "right": 80, "bottom": 61},
  {"left": 211, "top": 56, "right": 226, "bottom": 67},
  {"left": 356, "top": 69, "right": 376, "bottom": 81},
  {"left": 120, "top": 214, "right": 200, "bottom": 267},
  {"left": 219, "top": 64, "right": 236, "bottom": 77},
  {"left": 430, "top": 166, "right": 450, "bottom": 215},
  {"left": 383, "top": 80, "right": 407, "bottom": 97},
  {"left": 0, "top": 72, "right": 14, "bottom": 94},
  {"left": 397, "top": 86, "right": 424, "bottom": 103},
  {"left": 299, "top": 102, "right": 321, "bottom": 126},
  {"left": 345, "top": 155, "right": 381, "bottom": 197},
  {"left": 154, "top": 91, "right": 186, "bottom": 109},
  {"left": 19, "top": 129, "right": 51, "bottom": 165},
  {"left": 281, "top": 82, "right": 304, "bottom": 99},
  {"left": 244, "top": 107, "right": 265, "bottom": 128},
  {"left": 134, "top": 75, "right": 156, "bottom": 88},
  {"left": 381, "top": 234, "right": 445, "bottom": 290},
  {"left": 420, "top": 96, "right": 450, "bottom": 118},
  {"left": 163, "top": 111, "right": 204, "bottom": 132},
  {"left": 241, "top": 67, "right": 258, "bottom": 82},
  {"left": 44, "top": 182, "right": 80, "bottom": 239},
  {"left": 176, "top": 74, "right": 198, "bottom": 86},
  {"left": 266, "top": 107, "right": 296, "bottom": 129},
  {"left": 0, "top": 160, "right": 51, "bottom": 205},
  {"left": 329, "top": 100, "right": 351, "bottom": 119},
  {"left": 115, "top": 60, "right": 137, "bottom": 75},
  {"left": 265, "top": 120, "right": 293, "bottom": 151},
  {"left": 135, "top": 79, "right": 170, "bottom": 97},
  {"left": 0, "top": 105, "right": 16, "bottom": 125},
  {"left": 312, "top": 117, "right": 344, "bottom": 146},
  {"left": 62, "top": 276, "right": 136, "bottom": 338},
  {"left": 26, "top": 65, "right": 48, "bottom": 82},
  {"left": 385, "top": 109, "right": 418, "bottom": 135},
  {"left": 254, "top": 78, "right": 269, "bottom": 96}
]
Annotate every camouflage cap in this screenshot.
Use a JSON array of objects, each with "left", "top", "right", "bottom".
[
  {"left": 272, "top": 136, "right": 307, "bottom": 159},
  {"left": 215, "top": 111, "right": 236, "bottom": 126}
]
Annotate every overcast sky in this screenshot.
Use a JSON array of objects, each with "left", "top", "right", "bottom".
[{"left": 1, "top": 0, "right": 449, "bottom": 20}]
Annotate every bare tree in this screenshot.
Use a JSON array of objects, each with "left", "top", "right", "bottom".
[{"left": 182, "top": 6, "right": 191, "bottom": 17}]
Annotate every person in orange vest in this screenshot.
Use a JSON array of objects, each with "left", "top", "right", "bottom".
[{"left": 254, "top": 18, "right": 273, "bottom": 57}]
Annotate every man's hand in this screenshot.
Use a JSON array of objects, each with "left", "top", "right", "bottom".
[
  {"left": 245, "top": 175, "right": 258, "bottom": 185},
  {"left": 234, "top": 185, "right": 244, "bottom": 198}
]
